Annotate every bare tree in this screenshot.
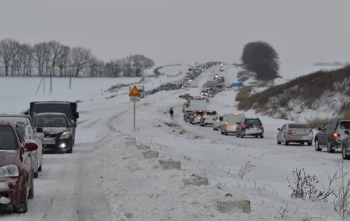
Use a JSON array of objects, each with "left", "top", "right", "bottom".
[
  {"left": 33, "top": 43, "right": 46, "bottom": 77},
  {"left": 0, "top": 38, "right": 19, "bottom": 76},
  {"left": 56, "top": 45, "right": 71, "bottom": 77},
  {"left": 87, "top": 56, "right": 105, "bottom": 77},
  {"left": 71, "top": 47, "right": 92, "bottom": 77},
  {"left": 48, "top": 41, "right": 61, "bottom": 77},
  {"left": 105, "top": 60, "right": 122, "bottom": 77},
  {"left": 16, "top": 43, "right": 33, "bottom": 76},
  {"left": 121, "top": 54, "right": 155, "bottom": 77}
]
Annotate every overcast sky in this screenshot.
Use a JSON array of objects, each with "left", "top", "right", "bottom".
[{"left": 1, "top": 0, "right": 349, "bottom": 66}]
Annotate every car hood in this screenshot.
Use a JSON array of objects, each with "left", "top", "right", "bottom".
[
  {"left": 0, "top": 150, "right": 18, "bottom": 166},
  {"left": 43, "top": 127, "right": 68, "bottom": 135}
]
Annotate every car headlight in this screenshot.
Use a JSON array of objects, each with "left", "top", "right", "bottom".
[
  {"left": 60, "top": 132, "right": 71, "bottom": 139},
  {"left": 0, "top": 164, "right": 19, "bottom": 177}
]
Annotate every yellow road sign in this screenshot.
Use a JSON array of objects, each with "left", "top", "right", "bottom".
[{"left": 129, "top": 86, "right": 141, "bottom": 97}]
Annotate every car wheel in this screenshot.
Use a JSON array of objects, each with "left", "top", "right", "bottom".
[
  {"left": 67, "top": 140, "right": 73, "bottom": 154},
  {"left": 315, "top": 139, "right": 322, "bottom": 151},
  {"left": 13, "top": 183, "right": 28, "bottom": 213},
  {"left": 221, "top": 131, "right": 224, "bottom": 135},
  {"left": 327, "top": 141, "right": 335, "bottom": 153},
  {"left": 307, "top": 142, "right": 312, "bottom": 146},
  {"left": 260, "top": 135, "right": 264, "bottom": 139},
  {"left": 277, "top": 138, "right": 281, "bottom": 144},
  {"left": 342, "top": 145, "right": 350, "bottom": 160},
  {"left": 28, "top": 181, "right": 34, "bottom": 199},
  {"left": 285, "top": 141, "right": 289, "bottom": 146},
  {"left": 224, "top": 132, "right": 228, "bottom": 136},
  {"left": 34, "top": 171, "right": 38, "bottom": 179},
  {"left": 38, "top": 164, "right": 42, "bottom": 172},
  {"left": 240, "top": 133, "right": 244, "bottom": 138}
]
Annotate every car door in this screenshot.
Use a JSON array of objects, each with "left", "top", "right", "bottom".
[
  {"left": 278, "top": 124, "right": 285, "bottom": 141},
  {"left": 327, "top": 120, "right": 337, "bottom": 145},
  {"left": 318, "top": 123, "right": 329, "bottom": 145},
  {"left": 15, "top": 127, "right": 32, "bottom": 175}
]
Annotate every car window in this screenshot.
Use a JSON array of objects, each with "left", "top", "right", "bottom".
[
  {"left": 322, "top": 123, "right": 328, "bottom": 130},
  {"left": 338, "top": 121, "right": 350, "bottom": 130},
  {"left": 15, "top": 127, "right": 26, "bottom": 144},
  {"left": 288, "top": 124, "right": 309, "bottom": 128},
  {"left": 0, "top": 126, "right": 18, "bottom": 150},
  {"left": 34, "top": 115, "right": 68, "bottom": 128},
  {"left": 326, "top": 122, "right": 333, "bottom": 130},
  {"left": 206, "top": 111, "right": 217, "bottom": 115},
  {"left": 246, "top": 119, "right": 261, "bottom": 125},
  {"left": 281, "top": 124, "right": 286, "bottom": 130},
  {"left": 219, "top": 116, "right": 224, "bottom": 121}
]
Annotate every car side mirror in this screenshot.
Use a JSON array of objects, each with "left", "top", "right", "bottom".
[
  {"left": 70, "top": 123, "right": 77, "bottom": 127},
  {"left": 236, "top": 122, "right": 240, "bottom": 124},
  {"left": 74, "top": 112, "right": 79, "bottom": 119},
  {"left": 36, "top": 127, "right": 43, "bottom": 133},
  {"left": 24, "top": 112, "right": 29, "bottom": 115},
  {"left": 277, "top": 128, "right": 281, "bottom": 131},
  {"left": 25, "top": 142, "right": 38, "bottom": 151},
  {"left": 345, "top": 130, "right": 350, "bottom": 135},
  {"left": 318, "top": 127, "right": 322, "bottom": 131}
]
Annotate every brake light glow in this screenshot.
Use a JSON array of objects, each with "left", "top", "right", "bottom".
[
  {"left": 225, "top": 122, "right": 229, "bottom": 125},
  {"left": 260, "top": 124, "right": 264, "bottom": 129},
  {"left": 234, "top": 112, "right": 239, "bottom": 115},
  {"left": 334, "top": 132, "right": 340, "bottom": 137},
  {"left": 203, "top": 116, "right": 206, "bottom": 119},
  {"left": 288, "top": 130, "right": 293, "bottom": 135},
  {"left": 243, "top": 124, "right": 246, "bottom": 129}
]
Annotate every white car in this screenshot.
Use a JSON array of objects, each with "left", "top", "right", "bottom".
[
  {"left": 213, "top": 116, "right": 224, "bottom": 131},
  {"left": 0, "top": 115, "right": 43, "bottom": 178},
  {"left": 221, "top": 113, "right": 245, "bottom": 135},
  {"left": 200, "top": 110, "right": 218, "bottom": 127}
]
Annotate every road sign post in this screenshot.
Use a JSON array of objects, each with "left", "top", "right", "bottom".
[{"left": 129, "top": 86, "right": 141, "bottom": 132}]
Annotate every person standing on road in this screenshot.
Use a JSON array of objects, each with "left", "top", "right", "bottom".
[{"left": 169, "top": 108, "right": 174, "bottom": 120}]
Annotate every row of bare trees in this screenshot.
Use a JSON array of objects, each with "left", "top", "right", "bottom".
[{"left": 0, "top": 38, "right": 155, "bottom": 77}]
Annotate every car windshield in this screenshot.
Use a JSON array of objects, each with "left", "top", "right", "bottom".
[
  {"left": 34, "top": 115, "right": 68, "bottom": 128},
  {"left": 246, "top": 119, "right": 261, "bottom": 126},
  {"left": 289, "top": 124, "right": 309, "bottom": 128},
  {"left": 0, "top": 126, "right": 17, "bottom": 150},
  {"left": 0, "top": 117, "right": 27, "bottom": 124},
  {"left": 33, "top": 104, "right": 71, "bottom": 117},
  {"left": 339, "top": 121, "right": 350, "bottom": 130},
  {"left": 206, "top": 111, "right": 217, "bottom": 115},
  {"left": 196, "top": 111, "right": 204, "bottom": 116}
]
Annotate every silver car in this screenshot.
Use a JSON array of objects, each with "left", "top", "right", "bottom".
[
  {"left": 213, "top": 116, "right": 224, "bottom": 131},
  {"left": 221, "top": 113, "right": 245, "bottom": 135},
  {"left": 277, "top": 123, "right": 313, "bottom": 146}
]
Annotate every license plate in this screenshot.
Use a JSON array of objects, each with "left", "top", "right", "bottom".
[{"left": 42, "top": 138, "right": 55, "bottom": 145}]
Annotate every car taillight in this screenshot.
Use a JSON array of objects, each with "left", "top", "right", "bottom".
[
  {"left": 243, "top": 124, "right": 246, "bottom": 129},
  {"left": 260, "top": 124, "right": 264, "bottom": 129},
  {"left": 225, "top": 122, "right": 229, "bottom": 125},
  {"left": 334, "top": 132, "right": 340, "bottom": 137},
  {"left": 288, "top": 130, "right": 293, "bottom": 135},
  {"left": 309, "top": 129, "right": 313, "bottom": 133},
  {"left": 203, "top": 116, "right": 206, "bottom": 118}
]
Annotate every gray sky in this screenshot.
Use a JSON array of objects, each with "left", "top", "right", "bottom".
[{"left": 1, "top": 0, "right": 349, "bottom": 66}]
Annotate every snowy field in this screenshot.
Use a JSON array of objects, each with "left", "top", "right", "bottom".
[{"left": 0, "top": 64, "right": 347, "bottom": 220}]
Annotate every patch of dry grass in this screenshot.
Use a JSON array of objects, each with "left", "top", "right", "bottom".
[{"left": 307, "top": 118, "right": 330, "bottom": 129}]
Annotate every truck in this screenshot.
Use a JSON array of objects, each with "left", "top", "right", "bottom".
[
  {"left": 27, "top": 101, "right": 79, "bottom": 144},
  {"left": 189, "top": 99, "right": 207, "bottom": 111},
  {"left": 206, "top": 80, "right": 217, "bottom": 88}
]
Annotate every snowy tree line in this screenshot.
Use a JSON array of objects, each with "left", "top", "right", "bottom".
[{"left": 0, "top": 38, "right": 155, "bottom": 77}]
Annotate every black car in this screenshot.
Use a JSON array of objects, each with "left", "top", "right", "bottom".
[
  {"left": 315, "top": 119, "right": 350, "bottom": 153},
  {"left": 236, "top": 117, "right": 264, "bottom": 138},
  {"left": 33, "top": 113, "right": 76, "bottom": 153}
]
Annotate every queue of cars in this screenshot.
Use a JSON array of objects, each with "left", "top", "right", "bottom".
[{"left": 0, "top": 101, "right": 79, "bottom": 213}]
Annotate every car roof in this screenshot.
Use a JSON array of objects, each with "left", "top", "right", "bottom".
[{"left": 0, "top": 119, "right": 16, "bottom": 127}]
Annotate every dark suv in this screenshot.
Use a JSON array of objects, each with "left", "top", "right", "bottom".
[
  {"left": 314, "top": 119, "right": 350, "bottom": 153},
  {"left": 236, "top": 117, "right": 264, "bottom": 138}
]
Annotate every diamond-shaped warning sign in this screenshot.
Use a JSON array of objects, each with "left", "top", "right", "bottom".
[{"left": 129, "top": 86, "right": 141, "bottom": 97}]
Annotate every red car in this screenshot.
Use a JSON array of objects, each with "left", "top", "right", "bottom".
[{"left": 0, "top": 120, "right": 38, "bottom": 213}]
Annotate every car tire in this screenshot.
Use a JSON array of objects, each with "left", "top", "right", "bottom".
[
  {"left": 260, "top": 135, "right": 264, "bottom": 139},
  {"left": 327, "top": 141, "right": 335, "bottom": 153},
  {"left": 277, "top": 139, "right": 281, "bottom": 144},
  {"left": 307, "top": 142, "right": 312, "bottom": 146},
  {"left": 221, "top": 131, "right": 224, "bottom": 135},
  {"left": 285, "top": 141, "right": 289, "bottom": 146},
  {"left": 315, "top": 139, "right": 322, "bottom": 151},
  {"left": 28, "top": 181, "right": 34, "bottom": 199},
  {"left": 240, "top": 133, "right": 244, "bottom": 138},
  {"left": 67, "top": 140, "right": 73, "bottom": 154},
  {"left": 34, "top": 171, "right": 38, "bottom": 179},
  {"left": 13, "top": 183, "right": 28, "bottom": 213},
  {"left": 224, "top": 132, "right": 228, "bottom": 136},
  {"left": 342, "top": 145, "right": 350, "bottom": 160},
  {"left": 38, "top": 164, "right": 42, "bottom": 172}
]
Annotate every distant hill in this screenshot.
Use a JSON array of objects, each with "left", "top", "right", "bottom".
[{"left": 236, "top": 66, "right": 350, "bottom": 127}]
